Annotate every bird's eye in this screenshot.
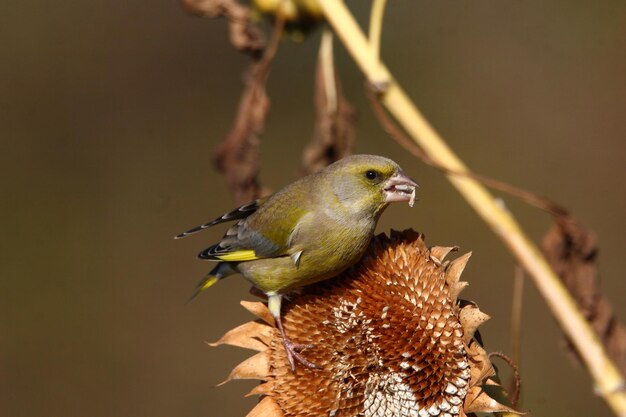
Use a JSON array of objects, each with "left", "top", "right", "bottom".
[{"left": 365, "top": 170, "right": 379, "bottom": 180}]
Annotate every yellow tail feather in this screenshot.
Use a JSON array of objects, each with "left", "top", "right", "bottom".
[
  {"left": 199, "top": 275, "right": 220, "bottom": 291},
  {"left": 187, "top": 263, "right": 236, "bottom": 303},
  {"left": 187, "top": 274, "right": 220, "bottom": 303}
]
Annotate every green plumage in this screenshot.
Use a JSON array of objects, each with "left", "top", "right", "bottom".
[{"left": 178, "top": 154, "right": 417, "bottom": 370}]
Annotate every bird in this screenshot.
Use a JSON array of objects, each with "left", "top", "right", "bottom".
[{"left": 176, "top": 154, "right": 417, "bottom": 371}]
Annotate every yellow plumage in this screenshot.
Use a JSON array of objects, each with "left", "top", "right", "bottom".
[{"left": 215, "top": 250, "right": 259, "bottom": 262}]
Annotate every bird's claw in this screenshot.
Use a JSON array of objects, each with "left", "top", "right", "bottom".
[{"left": 282, "top": 339, "right": 318, "bottom": 371}]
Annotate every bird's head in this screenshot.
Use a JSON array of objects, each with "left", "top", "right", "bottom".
[{"left": 322, "top": 154, "right": 418, "bottom": 217}]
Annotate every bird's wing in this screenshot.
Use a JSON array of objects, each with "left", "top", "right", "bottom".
[
  {"left": 197, "top": 206, "right": 311, "bottom": 262},
  {"left": 197, "top": 222, "right": 277, "bottom": 261},
  {"left": 175, "top": 198, "right": 267, "bottom": 239}
]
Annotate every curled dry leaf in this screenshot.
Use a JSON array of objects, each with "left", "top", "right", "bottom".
[
  {"left": 181, "top": 0, "right": 265, "bottom": 56},
  {"left": 213, "top": 68, "right": 267, "bottom": 205},
  {"left": 301, "top": 32, "right": 356, "bottom": 176},
  {"left": 211, "top": 230, "right": 521, "bottom": 417},
  {"left": 212, "top": 6, "right": 286, "bottom": 205},
  {"left": 542, "top": 216, "right": 626, "bottom": 376}
]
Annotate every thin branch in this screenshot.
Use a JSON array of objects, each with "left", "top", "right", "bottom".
[
  {"left": 365, "top": 86, "right": 568, "bottom": 217},
  {"left": 320, "top": 30, "right": 337, "bottom": 114},
  {"left": 367, "top": 0, "right": 389, "bottom": 92},
  {"left": 317, "top": 0, "right": 626, "bottom": 414}
]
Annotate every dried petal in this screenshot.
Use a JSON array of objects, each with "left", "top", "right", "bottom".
[
  {"left": 430, "top": 246, "right": 458, "bottom": 264},
  {"left": 459, "top": 305, "right": 491, "bottom": 344},
  {"left": 247, "top": 396, "right": 285, "bottom": 417},
  {"left": 219, "top": 351, "right": 270, "bottom": 385},
  {"left": 208, "top": 320, "right": 272, "bottom": 351},
  {"left": 241, "top": 300, "right": 275, "bottom": 325},
  {"left": 445, "top": 252, "right": 472, "bottom": 286}
]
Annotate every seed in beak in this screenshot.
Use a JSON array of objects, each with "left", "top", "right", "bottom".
[
  {"left": 394, "top": 184, "right": 416, "bottom": 207},
  {"left": 383, "top": 173, "right": 418, "bottom": 206}
]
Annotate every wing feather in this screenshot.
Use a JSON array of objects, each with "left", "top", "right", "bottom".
[
  {"left": 175, "top": 198, "right": 266, "bottom": 239},
  {"left": 197, "top": 210, "right": 311, "bottom": 262},
  {"left": 197, "top": 220, "right": 283, "bottom": 261},
  {"left": 194, "top": 183, "right": 312, "bottom": 262}
]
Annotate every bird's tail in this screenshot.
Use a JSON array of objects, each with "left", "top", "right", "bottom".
[{"left": 187, "top": 263, "right": 236, "bottom": 303}]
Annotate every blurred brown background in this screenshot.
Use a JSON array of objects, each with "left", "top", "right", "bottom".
[{"left": 1, "top": 1, "right": 625, "bottom": 416}]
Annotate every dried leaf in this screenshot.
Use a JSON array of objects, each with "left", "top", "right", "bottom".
[
  {"left": 181, "top": 0, "right": 265, "bottom": 56},
  {"left": 300, "top": 31, "right": 355, "bottom": 175},
  {"left": 213, "top": 63, "right": 268, "bottom": 204},
  {"left": 542, "top": 215, "right": 626, "bottom": 376},
  {"left": 213, "top": 14, "right": 286, "bottom": 204}
]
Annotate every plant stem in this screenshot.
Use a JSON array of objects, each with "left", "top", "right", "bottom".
[
  {"left": 319, "top": 29, "right": 337, "bottom": 114},
  {"left": 317, "top": 0, "right": 626, "bottom": 415},
  {"left": 368, "top": 0, "right": 387, "bottom": 62}
]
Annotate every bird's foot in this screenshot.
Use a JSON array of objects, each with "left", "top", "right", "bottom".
[
  {"left": 268, "top": 293, "right": 317, "bottom": 372},
  {"left": 282, "top": 338, "right": 317, "bottom": 372}
]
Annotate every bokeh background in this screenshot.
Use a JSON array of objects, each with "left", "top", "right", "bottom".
[{"left": 2, "top": 1, "right": 625, "bottom": 416}]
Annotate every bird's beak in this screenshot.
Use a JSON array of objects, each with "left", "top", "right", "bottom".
[{"left": 383, "top": 171, "right": 418, "bottom": 207}]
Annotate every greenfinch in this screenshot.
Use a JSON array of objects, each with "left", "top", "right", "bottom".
[{"left": 177, "top": 154, "right": 417, "bottom": 370}]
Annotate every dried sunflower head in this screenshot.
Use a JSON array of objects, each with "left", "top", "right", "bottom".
[{"left": 211, "top": 230, "right": 520, "bottom": 417}]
